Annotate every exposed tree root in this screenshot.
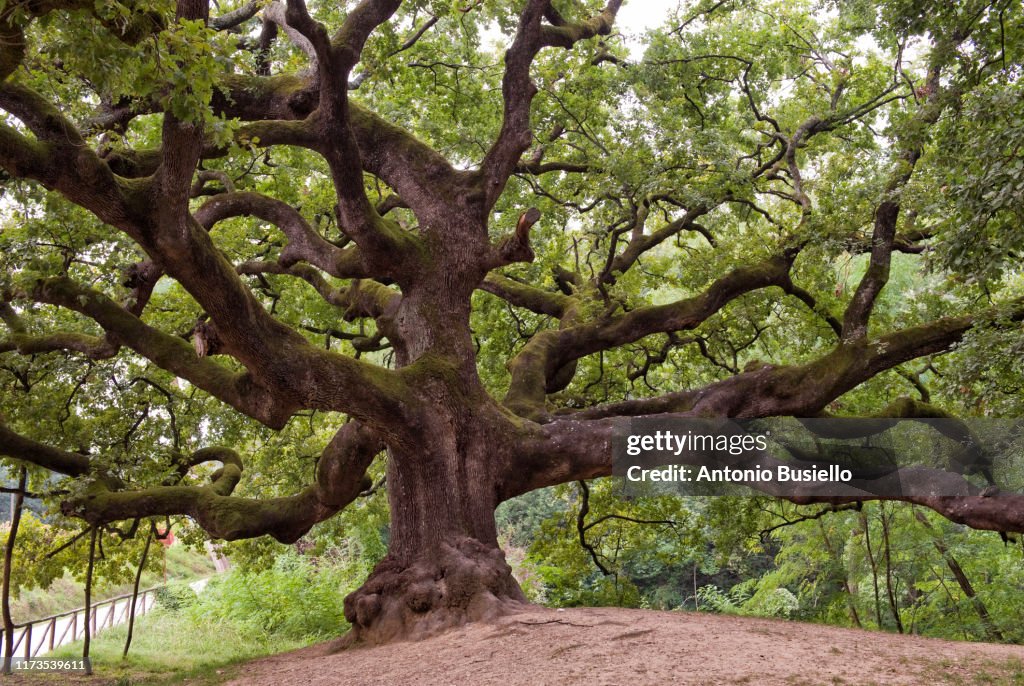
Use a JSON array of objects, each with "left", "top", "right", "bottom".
[{"left": 338, "top": 537, "right": 528, "bottom": 647}]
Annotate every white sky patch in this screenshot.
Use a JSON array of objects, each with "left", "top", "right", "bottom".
[
  {"left": 615, "top": 0, "right": 681, "bottom": 59},
  {"left": 481, "top": 0, "right": 681, "bottom": 58}
]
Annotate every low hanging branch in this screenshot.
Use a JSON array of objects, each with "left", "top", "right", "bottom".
[
  {"left": 83, "top": 527, "right": 97, "bottom": 675},
  {"left": 576, "top": 480, "right": 678, "bottom": 577},
  {"left": 0, "top": 419, "right": 383, "bottom": 544},
  {"left": 123, "top": 525, "right": 154, "bottom": 657},
  {"left": 576, "top": 480, "right": 610, "bottom": 576},
  {"left": 757, "top": 502, "right": 863, "bottom": 542},
  {"left": 1, "top": 467, "right": 26, "bottom": 675}
]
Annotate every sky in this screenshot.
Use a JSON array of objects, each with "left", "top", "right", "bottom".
[
  {"left": 614, "top": 0, "right": 683, "bottom": 58},
  {"left": 481, "top": 0, "right": 684, "bottom": 60}
]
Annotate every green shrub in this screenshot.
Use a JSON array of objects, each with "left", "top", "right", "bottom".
[
  {"left": 154, "top": 582, "right": 199, "bottom": 611},
  {"left": 186, "top": 550, "right": 355, "bottom": 643},
  {"left": 48, "top": 548, "right": 362, "bottom": 681}
]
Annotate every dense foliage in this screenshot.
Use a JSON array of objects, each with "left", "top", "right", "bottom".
[{"left": 504, "top": 486, "right": 1024, "bottom": 643}]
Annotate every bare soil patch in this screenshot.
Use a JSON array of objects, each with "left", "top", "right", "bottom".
[{"left": 221, "top": 606, "right": 1024, "bottom": 686}]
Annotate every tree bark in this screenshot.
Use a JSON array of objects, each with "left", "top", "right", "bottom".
[
  {"left": 341, "top": 274, "right": 529, "bottom": 645},
  {"left": 1, "top": 468, "right": 26, "bottom": 675},
  {"left": 123, "top": 526, "right": 153, "bottom": 657},
  {"left": 341, "top": 429, "right": 527, "bottom": 645}
]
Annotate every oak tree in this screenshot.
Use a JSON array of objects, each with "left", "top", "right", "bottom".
[{"left": 1, "top": 0, "right": 1023, "bottom": 644}]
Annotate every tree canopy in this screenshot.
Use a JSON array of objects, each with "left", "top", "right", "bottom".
[{"left": 1, "top": 0, "right": 1023, "bottom": 644}]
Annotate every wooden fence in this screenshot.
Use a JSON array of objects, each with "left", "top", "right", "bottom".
[{"left": 0, "top": 586, "right": 160, "bottom": 659}]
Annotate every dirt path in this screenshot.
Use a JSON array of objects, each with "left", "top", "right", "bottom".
[{"left": 221, "top": 607, "right": 1024, "bottom": 686}]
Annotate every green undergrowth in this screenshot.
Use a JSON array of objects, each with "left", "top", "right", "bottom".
[
  {"left": 48, "top": 610, "right": 302, "bottom": 684},
  {"left": 44, "top": 550, "right": 357, "bottom": 684},
  {"left": 11, "top": 544, "right": 216, "bottom": 622}
]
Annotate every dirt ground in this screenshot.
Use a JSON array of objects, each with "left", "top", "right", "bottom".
[{"left": 218, "top": 606, "right": 1024, "bottom": 686}]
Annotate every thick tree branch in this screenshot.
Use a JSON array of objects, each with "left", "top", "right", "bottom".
[
  {"left": 515, "top": 160, "right": 593, "bottom": 175},
  {"left": 504, "top": 252, "right": 797, "bottom": 417},
  {"left": 84, "top": 75, "right": 463, "bottom": 230},
  {"left": 237, "top": 260, "right": 400, "bottom": 323},
  {"left": 0, "top": 83, "right": 146, "bottom": 230},
  {"left": 211, "top": 1, "right": 262, "bottom": 31},
  {"left": 0, "top": 422, "right": 90, "bottom": 476},
  {"left": 15, "top": 276, "right": 297, "bottom": 426},
  {"left": 841, "top": 199, "right": 899, "bottom": 341},
  {"left": 0, "top": 331, "right": 118, "bottom": 359},
  {"left": 278, "top": 0, "right": 426, "bottom": 278},
  {"left": 54, "top": 422, "right": 382, "bottom": 543},
  {"left": 264, "top": 1, "right": 322, "bottom": 69},
  {"left": 842, "top": 61, "right": 946, "bottom": 341},
  {"left": 511, "top": 400, "right": 1024, "bottom": 535},
  {"left": 539, "top": 2, "right": 623, "bottom": 49},
  {"left": 194, "top": 191, "right": 372, "bottom": 278},
  {"left": 481, "top": 0, "right": 622, "bottom": 210},
  {"left": 129, "top": 18, "right": 409, "bottom": 427},
  {"left": 2, "top": 111, "right": 410, "bottom": 434},
  {"left": 557, "top": 310, "right": 998, "bottom": 424},
  {"left": 479, "top": 275, "right": 572, "bottom": 318}
]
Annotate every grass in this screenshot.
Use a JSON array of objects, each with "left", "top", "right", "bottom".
[
  {"left": 41, "top": 606, "right": 307, "bottom": 685},
  {"left": 23, "top": 552, "right": 356, "bottom": 685},
  {"left": 11, "top": 545, "right": 216, "bottom": 622}
]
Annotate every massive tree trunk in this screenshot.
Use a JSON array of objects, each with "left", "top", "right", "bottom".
[
  {"left": 341, "top": 249, "right": 529, "bottom": 645},
  {"left": 342, "top": 423, "right": 527, "bottom": 645}
]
